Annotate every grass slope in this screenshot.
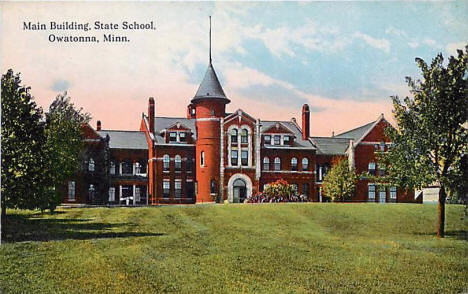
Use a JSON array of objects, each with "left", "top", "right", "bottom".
[{"left": 1, "top": 204, "right": 467, "bottom": 294}]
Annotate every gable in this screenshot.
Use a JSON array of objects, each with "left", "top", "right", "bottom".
[
  {"left": 262, "top": 122, "right": 294, "bottom": 135},
  {"left": 81, "top": 123, "right": 101, "bottom": 140},
  {"left": 361, "top": 119, "right": 393, "bottom": 143}
]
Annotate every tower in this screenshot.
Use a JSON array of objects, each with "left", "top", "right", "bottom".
[{"left": 191, "top": 17, "right": 230, "bottom": 202}]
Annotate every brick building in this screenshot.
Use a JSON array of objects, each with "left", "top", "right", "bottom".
[{"left": 62, "top": 29, "right": 421, "bottom": 205}]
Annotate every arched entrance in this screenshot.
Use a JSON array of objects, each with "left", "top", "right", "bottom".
[
  {"left": 227, "top": 173, "right": 253, "bottom": 203},
  {"left": 233, "top": 179, "right": 247, "bottom": 203}
]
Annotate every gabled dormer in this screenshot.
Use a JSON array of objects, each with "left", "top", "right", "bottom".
[
  {"left": 261, "top": 122, "right": 295, "bottom": 147},
  {"left": 161, "top": 121, "right": 194, "bottom": 144}
]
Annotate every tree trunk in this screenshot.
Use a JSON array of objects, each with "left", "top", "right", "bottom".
[
  {"left": 1, "top": 205, "right": 5, "bottom": 218},
  {"left": 437, "top": 186, "right": 446, "bottom": 238}
]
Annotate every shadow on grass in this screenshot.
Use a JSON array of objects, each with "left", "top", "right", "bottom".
[
  {"left": 414, "top": 230, "right": 468, "bottom": 241},
  {"left": 1, "top": 213, "right": 164, "bottom": 243}
]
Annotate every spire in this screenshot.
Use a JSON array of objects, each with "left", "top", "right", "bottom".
[
  {"left": 191, "top": 16, "right": 230, "bottom": 104},
  {"left": 209, "top": 16, "right": 212, "bottom": 65}
]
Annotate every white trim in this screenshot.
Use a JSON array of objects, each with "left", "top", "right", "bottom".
[
  {"left": 255, "top": 119, "right": 261, "bottom": 180},
  {"left": 227, "top": 173, "right": 253, "bottom": 203},
  {"left": 262, "top": 146, "right": 316, "bottom": 150},
  {"left": 196, "top": 117, "right": 221, "bottom": 122},
  {"left": 220, "top": 117, "right": 225, "bottom": 200},
  {"left": 154, "top": 143, "right": 195, "bottom": 147},
  {"left": 262, "top": 170, "right": 315, "bottom": 174}
]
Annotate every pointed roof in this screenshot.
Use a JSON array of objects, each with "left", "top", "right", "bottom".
[{"left": 191, "top": 64, "right": 230, "bottom": 103}]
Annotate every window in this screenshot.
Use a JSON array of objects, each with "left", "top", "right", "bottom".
[
  {"left": 108, "top": 187, "right": 115, "bottom": 202},
  {"left": 323, "top": 164, "right": 330, "bottom": 178},
  {"left": 88, "top": 158, "right": 95, "bottom": 171},
  {"left": 179, "top": 132, "right": 186, "bottom": 142},
  {"left": 291, "top": 157, "right": 298, "bottom": 171},
  {"left": 274, "top": 135, "right": 281, "bottom": 145},
  {"left": 380, "top": 141, "right": 386, "bottom": 152},
  {"left": 283, "top": 136, "right": 290, "bottom": 145},
  {"left": 264, "top": 135, "right": 271, "bottom": 145},
  {"left": 231, "top": 129, "right": 238, "bottom": 143},
  {"left": 175, "top": 180, "right": 182, "bottom": 198},
  {"left": 241, "top": 129, "right": 248, "bottom": 143},
  {"left": 302, "top": 183, "right": 310, "bottom": 196},
  {"left": 163, "top": 154, "right": 170, "bottom": 171},
  {"left": 68, "top": 181, "right": 75, "bottom": 201},
  {"left": 379, "top": 188, "right": 386, "bottom": 203},
  {"left": 210, "top": 179, "right": 216, "bottom": 194},
  {"left": 379, "top": 166, "right": 387, "bottom": 176},
  {"left": 89, "top": 184, "right": 95, "bottom": 201},
  {"left": 110, "top": 161, "right": 115, "bottom": 175},
  {"left": 274, "top": 157, "right": 281, "bottom": 171},
  {"left": 368, "top": 184, "right": 376, "bottom": 202},
  {"left": 263, "top": 157, "right": 270, "bottom": 171},
  {"left": 241, "top": 150, "right": 248, "bottom": 166},
  {"left": 231, "top": 150, "right": 238, "bottom": 166},
  {"left": 135, "top": 162, "right": 141, "bottom": 174},
  {"left": 163, "top": 180, "right": 170, "bottom": 198},
  {"left": 122, "top": 161, "right": 133, "bottom": 174},
  {"left": 302, "top": 158, "right": 309, "bottom": 171},
  {"left": 368, "top": 162, "right": 376, "bottom": 175},
  {"left": 200, "top": 151, "right": 205, "bottom": 167},
  {"left": 191, "top": 108, "right": 196, "bottom": 116},
  {"left": 186, "top": 157, "right": 193, "bottom": 172},
  {"left": 169, "top": 132, "right": 177, "bottom": 142},
  {"left": 175, "top": 155, "right": 181, "bottom": 171},
  {"left": 390, "top": 186, "right": 397, "bottom": 202},
  {"left": 135, "top": 187, "right": 141, "bottom": 202}
]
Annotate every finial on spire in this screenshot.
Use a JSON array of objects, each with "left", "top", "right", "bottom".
[{"left": 209, "top": 16, "right": 212, "bottom": 65}]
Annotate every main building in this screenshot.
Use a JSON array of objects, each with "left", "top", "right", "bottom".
[{"left": 61, "top": 25, "right": 421, "bottom": 206}]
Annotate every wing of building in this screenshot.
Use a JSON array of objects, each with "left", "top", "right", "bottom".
[{"left": 61, "top": 28, "right": 421, "bottom": 206}]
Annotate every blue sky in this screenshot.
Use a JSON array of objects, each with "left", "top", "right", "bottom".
[{"left": 2, "top": 1, "right": 467, "bottom": 135}]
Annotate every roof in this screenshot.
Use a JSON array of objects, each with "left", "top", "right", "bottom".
[
  {"left": 334, "top": 120, "right": 376, "bottom": 141},
  {"left": 98, "top": 130, "right": 148, "bottom": 150},
  {"left": 261, "top": 120, "right": 315, "bottom": 149},
  {"left": 153, "top": 117, "right": 196, "bottom": 144},
  {"left": 191, "top": 64, "right": 230, "bottom": 103},
  {"left": 310, "top": 137, "right": 350, "bottom": 155}
]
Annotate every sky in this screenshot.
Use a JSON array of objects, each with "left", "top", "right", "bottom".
[{"left": 1, "top": 1, "right": 467, "bottom": 136}]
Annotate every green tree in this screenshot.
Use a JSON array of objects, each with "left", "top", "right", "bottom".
[
  {"left": 41, "top": 92, "right": 90, "bottom": 212},
  {"left": 322, "top": 158, "right": 358, "bottom": 202},
  {"left": 1, "top": 69, "right": 45, "bottom": 216},
  {"left": 385, "top": 46, "right": 468, "bottom": 238}
]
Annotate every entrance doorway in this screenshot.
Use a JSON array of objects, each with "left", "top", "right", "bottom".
[{"left": 233, "top": 178, "right": 247, "bottom": 203}]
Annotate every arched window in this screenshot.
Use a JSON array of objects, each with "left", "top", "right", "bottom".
[
  {"left": 109, "top": 161, "right": 115, "bottom": 174},
  {"left": 368, "top": 162, "right": 376, "bottom": 175},
  {"left": 210, "top": 179, "right": 216, "bottom": 194},
  {"left": 200, "top": 151, "right": 205, "bottom": 167},
  {"left": 263, "top": 157, "right": 270, "bottom": 171},
  {"left": 231, "top": 129, "right": 238, "bottom": 143},
  {"left": 241, "top": 129, "right": 248, "bottom": 143},
  {"left": 88, "top": 158, "right": 95, "bottom": 171},
  {"left": 135, "top": 162, "right": 141, "bottom": 174},
  {"left": 175, "top": 155, "right": 181, "bottom": 171},
  {"left": 291, "top": 157, "right": 298, "bottom": 171},
  {"left": 163, "top": 154, "right": 170, "bottom": 171},
  {"left": 274, "top": 157, "right": 281, "bottom": 171},
  {"left": 302, "top": 158, "right": 309, "bottom": 171}
]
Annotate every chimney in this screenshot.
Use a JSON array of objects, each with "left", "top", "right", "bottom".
[
  {"left": 96, "top": 120, "right": 102, "bottom": 131},
  {"left": 148, "top": 97, "right": 155, "bottom": 134},
  {"left": 332, "top": 131, "right": 335, "bottom": 137},
  {"left": 302, "top": 104, "right": 310, "bottom": 140}
]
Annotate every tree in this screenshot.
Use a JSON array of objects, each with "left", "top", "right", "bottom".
[
  {"left": 1, "top": 69, "right": 45, "bottom": 216},
  {"left": 384, "top": 46, "right": 468, "bottom": 238},
  {"left": 322, "top": 158, "right": 358, "bottom": 202},
  {"left": 40, "top": 92, "right": 90, "bottom": 212}
]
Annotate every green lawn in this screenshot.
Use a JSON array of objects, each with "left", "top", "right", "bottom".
[{"left": 1, "top": 204, "right": 467, "bottom": 294}]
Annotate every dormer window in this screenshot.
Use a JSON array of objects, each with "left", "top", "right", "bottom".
[
  {"left": 274, "top": 135, "right": 281, "bottom": 145},
  {"left": 241, "top": 129, "right": 248, "bottom": 143},
  {"left": 179, "top": 132, "right": 186, "bottom": 142},
  {"left": 264, "top": 135, "right": 271, "bottom": 145},
  {"left": 283, "top": 136, "right": 290, "bottom": 145},
  {"left": 169, "top": 132, "right": 177, "bottom": 142}
]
